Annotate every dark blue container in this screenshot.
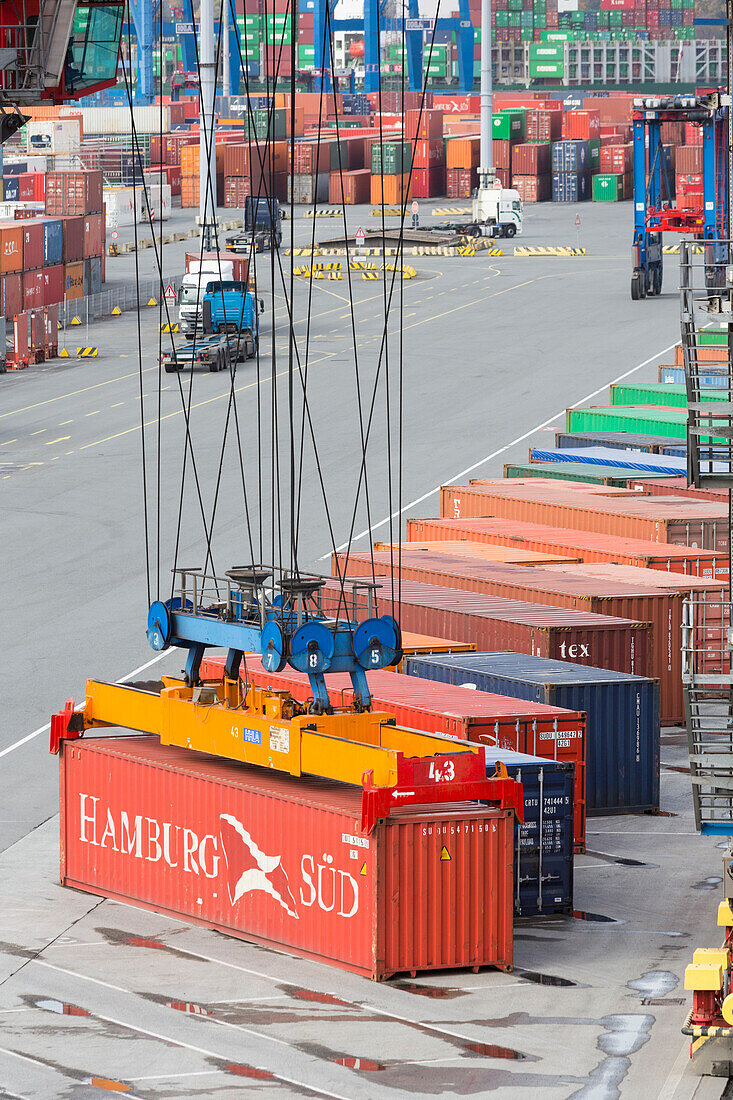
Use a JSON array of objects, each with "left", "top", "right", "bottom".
[
  {"left": 406, "top": 653, "right": 660, "bottom": 815},
  {"left": 84, "top": 256, "right": 102, "bottom": 296},
  {"left": 552, "top": 171, "right": 590, "bottom": 202},
  {"left": 488, "top": 748, "right": 574, "bottom": 918},
  {"left": 43, "top": 218, "right": 64, "bottom": 266},
  {"left": 554, "top": 431, "right": 686, "bottom": 457},
  {"left": 3, "top": 176, "right": 19, "bottom": 201},
  {"left": 551, "top": 139, "right": 588, "bottom": 173},
  {"left": 3, "top": 161, "right": 27, "bottom": 177}
]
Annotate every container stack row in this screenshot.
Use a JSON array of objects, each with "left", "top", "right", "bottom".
[{"left": 5, "top": 93, "right": 704, "bottom": 213}]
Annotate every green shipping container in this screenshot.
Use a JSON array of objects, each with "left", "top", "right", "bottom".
[
  {"left": 700, "top": 330, "right": 727, "bottom": 345},
  {"left": 371, "top": 140, "right": 412, "bottom": 174},
  {"left": 566, "top": 405, "right": 691, "bottom": 440},
  {"left": 541, "top": 30, "right": 573, "bottom": 40},
  {"left": 505, "top": 461, "right": 649, "bottom": 486},
  {"left": 252, "top": 108, "right": 287, "bottom": 140},
  {"left": 492, "top": 111, "right": 525, "bottom": 141},
  {"left": 530, "top": 43, "right": 563, "bottom": 59},
  {"left": 610, "top": 382, "right": 726, "bottom": 408},
  {"left": 593, "top": 173, "right": 624, "bottom": 201},
  {"left": 529, "top": 60, "right": 565, "bottom": 77}
]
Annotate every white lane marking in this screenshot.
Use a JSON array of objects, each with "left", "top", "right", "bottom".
[
  {"left": 321, "top": 338, "right": 679, "bottom": 558},
  {"left": 128, "top": 1071, "right": 217, "bottom": 1082},
  {"left": 31, "top": 962, "right": 352, "bottom": 1100},
  {"left": 0, "top": 651, "right": 171, "bottom": 759},
  {"left": 0, "top": 1047, "right": 144, "bottom": 1099}
]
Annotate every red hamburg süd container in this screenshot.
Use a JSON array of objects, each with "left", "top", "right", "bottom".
[
  {"left": 339, "top": 550, "right": 683, "bottom": 724},
  {"left": 43, "top": 264, "right": 64, "bottom": 306},
  {"left": 324, "top": 577, "right": 654, "bottom": 678},
  {"left": 60, "top": 736, "right": 514, "bottom": 980},
  {"left": 2, "top": 271, "right": 22, "bottom": 318},
  {"left": 405, "top": 516, "right": 728, "bottom": 579},
  {"left": 21, "top": 220, "right": 44, "bottom": 270},
  {"left": 22, "top": 269, "right": 44, "bottom": 310},
  {"left": 201, "top": 658, "right": 586, "bottom": 851},
  {"left": 446, "top": 167, "right": 478, "bottom": 199}
]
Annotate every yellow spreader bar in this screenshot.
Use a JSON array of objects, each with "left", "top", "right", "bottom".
[{"left": 67, "top": 679, "right": 481, "bottom": 789}]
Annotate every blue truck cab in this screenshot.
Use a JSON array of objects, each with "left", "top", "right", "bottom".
[{"left": 201, "top": 280, "right": 264, "bottom": 359}]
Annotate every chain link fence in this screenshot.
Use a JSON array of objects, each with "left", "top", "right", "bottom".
[{"left": 57, "top": 274, "right": 184, "bottom": 336}]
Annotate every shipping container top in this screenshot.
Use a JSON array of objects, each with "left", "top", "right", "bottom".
[
  {"left": 403, "top": 516, "right": 725, "bottom": 565},
  {"left": 408, "top": 650, "right": 657, "bottom": 687}
]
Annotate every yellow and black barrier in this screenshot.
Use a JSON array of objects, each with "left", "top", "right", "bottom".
[
  {"left": 514, "top": 246, "right": 587, "bottom": 257},
  {"left": 76, "top": 346, "right": 98, "bottom": 358}
]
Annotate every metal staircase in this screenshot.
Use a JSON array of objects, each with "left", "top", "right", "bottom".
[{"left": 680, "top": 240, "right": 733, "bottom": 833}]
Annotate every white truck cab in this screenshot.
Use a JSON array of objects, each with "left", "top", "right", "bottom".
[
  {"left": 471, "top": 187, "right": 524, "bottom": 238},
  {"left": 179, "top": 259, "right": 236, "bottom": 335}
]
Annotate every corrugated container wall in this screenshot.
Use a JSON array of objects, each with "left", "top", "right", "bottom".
[
  {"left": 488, "top": 749, "right": 574, "bottom": 917},
  {"left": 407, "top": 653, "right": 660, "bottom": 815},
  {"left": 60, "top": 737, "right": 515, "bottom": 980}
]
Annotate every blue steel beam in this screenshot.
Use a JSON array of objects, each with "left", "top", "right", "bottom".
[{"left": 129, "top": 0, "right": 156, "bottom": 103}]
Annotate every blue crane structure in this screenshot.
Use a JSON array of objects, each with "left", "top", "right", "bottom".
[
  {"left": 313, "top": 0, "right": 475, "bottom": 93},
  {"left": 129, "top": 0, "right": 475, "bottom": 102},
  {"left": 631, "top": 94, "right": 728, "bottom": 301}
]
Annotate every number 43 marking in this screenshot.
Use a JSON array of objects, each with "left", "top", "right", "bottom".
[{"left": 428, "top": 760, "right": 455, "bottom": 782}]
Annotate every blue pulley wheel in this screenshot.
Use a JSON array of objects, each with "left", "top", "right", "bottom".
[
  {"left": 147, "top": 601, "right": 171, "bottom": 651},
  {"left": 261, "top": 620, "right": 287, "bottom": 673},
  {"left": 289, "top": 622, "right": 335, "bottom": 674},
  {"left": 353, "top": 615, "right": 402, "bottom": 670}
]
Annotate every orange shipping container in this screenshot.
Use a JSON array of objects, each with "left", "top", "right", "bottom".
[
  {"left": 0, "top": 223, "right": 23, "bottom": 273},
  {"left": 370, "top": 173, "right": 411, "bottom": 205},
  {"left": 63, "top": 261, "right": 84, "bottom": 300},
  {"left": 180, "top": 143, "right": 227, "bottom": 177},
  {"left": 446, "top": 136, "right": 481, "bottom": 169}
]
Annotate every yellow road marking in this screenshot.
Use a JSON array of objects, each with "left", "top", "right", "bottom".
[
  {"left": 110, "top": 402, "right": 125, "bottom": 408},
  {"left": 45, "top": 436, "right": 70, "bottom": 445},
  {"left": 30, "top": 429, "right": 46, "bottom": 435},
  {"left": 59, "top": 419, "right": 74, "bottom": 425},
  {"left": 85, "top": 410, "right": 100, "bottom": 416},
  {"left": 1, "top": 439, "right": 17, "bottom": 446},
  {"left": 0, "top": 369, "right": 156, "bottom": 421}
]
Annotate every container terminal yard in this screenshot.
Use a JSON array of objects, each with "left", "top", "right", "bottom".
[{"left": 5, "top": 0, "right": 733, "bottom": 1097}]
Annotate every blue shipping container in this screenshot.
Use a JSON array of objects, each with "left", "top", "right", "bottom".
[
  {"left": 3, "top": 161, "right": 27, "bottom": 177},
  {"left": 552, "top": 172, "right": 590, "bottom": 202},
  {"left": 659, "top": 366, "right": 728, "bottom": 387},
  {"left": 84, "top": 256, "right": 102, "bottom": 297},
  {"left": 554, "top": 431, "right": 687, "bottom": 457},
  {"left": 530, "top": 446, "right": 686, "bottom": 474},
  {"left": 3, "top": 176, "right": 19, "bottom": 201},
  {"left": 43, "top": 219, "right": 64, "bottom": 267},
  {"left": 487, "top": 748, "right": 574, "bottom": 917},
  {"left": 406, "top": 653, "right": 661, "bottom": 814},
  {"left": 551, "top": 139, "right": 588, "bottom": 173}
]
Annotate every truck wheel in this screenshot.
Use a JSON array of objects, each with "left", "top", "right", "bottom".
[
  {"left": 504, "top": 224, "right": 517, "bottom": 239},
  {"left": 164, "top": 362, "right": 178, "bottom": 374},
  {"left": 631, "top": 270, "right": 645, "bottom": 300},
  {"left": 209, "top": 351, "right": 222, "bottom": 373},
  {"left": 652, "top": 268, "right": 662, "bottom": 296}
]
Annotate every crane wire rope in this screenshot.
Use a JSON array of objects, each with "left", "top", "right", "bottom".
[{"left": 331, "top": 11, "right": 443, "bottom": 628}]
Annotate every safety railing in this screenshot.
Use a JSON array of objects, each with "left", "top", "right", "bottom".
[
  {"left": 679, "top": 240, "right": 733, "bottom": 488},
  {"left": 56, "top": 275, "right": 183, "bottom": 332}
]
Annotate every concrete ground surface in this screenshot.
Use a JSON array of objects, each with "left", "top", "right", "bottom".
[{"left": 1, "top": 199, "right": 727, "bottom": 1098}]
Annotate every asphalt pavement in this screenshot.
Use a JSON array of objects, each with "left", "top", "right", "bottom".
[{"left": 1, "top": 198, "right": 725, "bottom": 1099}]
